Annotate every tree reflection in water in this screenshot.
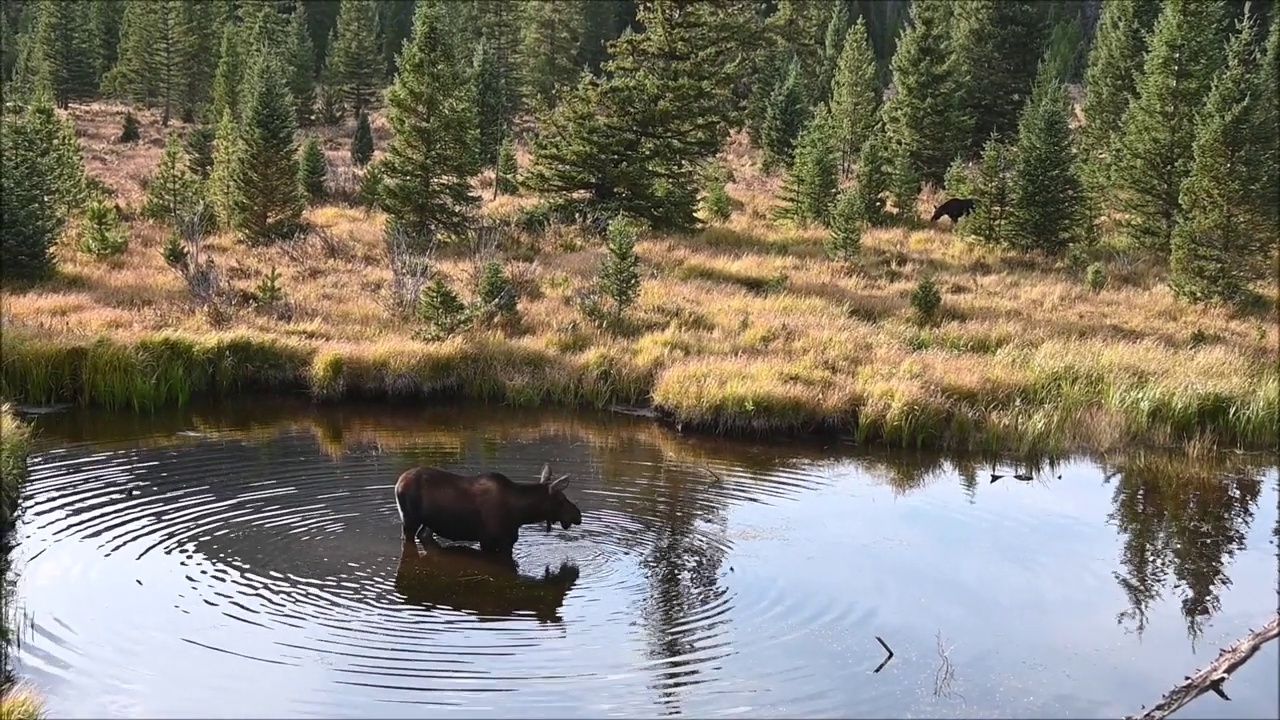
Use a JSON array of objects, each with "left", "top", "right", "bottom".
[
  {"left": 1105, "top": 451, "right": 1266, "bottom": 642},
  {"left": 638, "top": 461, "right": 731, "bottom": 716}
]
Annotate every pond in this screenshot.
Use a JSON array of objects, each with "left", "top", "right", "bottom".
[{"left": 3, "top": 400, "right": 1277, "bottom": 719}]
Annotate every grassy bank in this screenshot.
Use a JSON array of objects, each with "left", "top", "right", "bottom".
[
  {"left": 2, "top": 104, "right": 1277, "bottom": 453},
  {"left": 0, "top": 404, "right": 33, "bottom": 531}
]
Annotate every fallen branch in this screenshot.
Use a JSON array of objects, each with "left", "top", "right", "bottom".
[
  {"left": 1125, "top": 613, "right": 1279, "bottom": 720},
  {"left": 872, "top": 635, "right": 894, "bottom": 673}
]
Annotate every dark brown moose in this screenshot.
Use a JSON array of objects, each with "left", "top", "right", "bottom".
[
  {"left": 394, "top": 536, "right": 580, "bottom": 623},
  {"left": 393, "top": 463, "right": 583, "bottom": 554}
]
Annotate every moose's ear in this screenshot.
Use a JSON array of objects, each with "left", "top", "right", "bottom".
[
  {"left": 547, "top": 474, "right": 571, "bottom": 494},
  {"left": 540, "top": 463, "right": 551, "bottom": 484}
]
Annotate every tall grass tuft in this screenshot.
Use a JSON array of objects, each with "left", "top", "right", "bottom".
[{"left": 1, "top": 403, "right": 34, "bottom": 529}]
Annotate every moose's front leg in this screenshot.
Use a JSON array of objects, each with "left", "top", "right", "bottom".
[{"left": 480, "top": 529, "right": 518, "bottom": 556}]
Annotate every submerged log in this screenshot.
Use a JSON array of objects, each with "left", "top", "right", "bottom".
[{"left": 1125, "top": 613, "right": 1280, "bottom": 720}]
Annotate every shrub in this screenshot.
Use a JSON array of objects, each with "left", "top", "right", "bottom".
[
  {"left": 474, "top": 260, "right": 518, "bottom": 322},
  {"left": 583, "top": 214, "right": 644, "bottom": 330},
  {"left": 495, "top": 135, "right": 518, "bottom": 195},
  {"left": 1085, "top": 262, "right": 1107, "bottom": 293},
  {"left": 351, "top": 107, "right": 374, "bottom": 167},
  {"left": 827, "top": 189, "right": 862, "bottom": 264},
  {"left": 359, "top": 162, "right": 384, "bottom": 209},
  {"left": 119, "top": 110, "right": 140, "bottom": 143},
  {"left": 298, "top": 136, "right": 327, "bottom": 203},
  {"left": 910, "top": 273, "right": 942, "bottom": 325},
  {"left": 702, "top": 182, "right": 733, "bottom": 222},
  {"left": 77, "top": 199, "right": 129, "bottom": 257},
  {"left": 417, "top": 276, "right": 469, "bottom": 339}
]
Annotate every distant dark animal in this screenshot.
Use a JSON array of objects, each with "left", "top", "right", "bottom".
[
  {"left": 394, "top": 463, "right": 583, "bottom": 554},
  {"left": 930, "top": 197, "right": 976, "bottom": 224},
  {"left": 394, "top": 537, "right": 580, "bottom": 623}
]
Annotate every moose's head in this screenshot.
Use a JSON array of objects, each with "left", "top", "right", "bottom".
[{"left": 539, "top": 463, "right": 582, "bottom": 531}]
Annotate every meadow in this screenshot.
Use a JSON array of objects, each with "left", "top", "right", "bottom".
[{"left": 1, "top": 103, "right": 1276, "bottom": 454}]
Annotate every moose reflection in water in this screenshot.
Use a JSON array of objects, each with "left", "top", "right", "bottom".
[
  {"left": 394, "top": 462, "right": 583, "bottom": 554},
  {"left": 394, "top": 537, "right": 581, "bottom": 623}
]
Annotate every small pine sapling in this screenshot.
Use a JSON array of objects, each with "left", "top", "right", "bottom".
[
  {"left": 827, "top": 189, "right": 862, "bottom": 265},
  {"left": 119, "top": 111, "right": 141, "bottom": 143},
  {"left": 910, "top": 273, "right": 942, "bottom": 326},
  {"left": 78, "top": 198, "right": 129, "bottom": 257},
  {"left": 474, "top": 260, "right": 518, "bottom": 324},
  {"left": 351, "top": 107, "right": 374, "bottom": 167},
  {"left": 299, "top": 136, "right": 328, "bottom": 203},
  {"left": 495, "top": 135, "right": 518, "bottom": 196},
  {"left": 417, "top": 276, "right": 469, "bottom": 339},
  {"left": 586, "top": 215, "right": 643, "bottom": 330}
]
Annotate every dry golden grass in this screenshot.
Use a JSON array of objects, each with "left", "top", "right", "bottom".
[
  {"left": 2, "top": 103, "right": 1277, "bottom": 452},
  {"left": 0, "top": 684, "right": 44, "bottom": 720}
]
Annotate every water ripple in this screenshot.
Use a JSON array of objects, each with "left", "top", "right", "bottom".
[{"left": 11, "top": 423, "right": 842, "bottom": 717}]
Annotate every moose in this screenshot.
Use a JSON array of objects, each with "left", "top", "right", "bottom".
[
  {"left": 393, "top": 462, "right": 583, "bottom": 554},
  {"left": 930, "top": 197, "right": 976, "bottom": 225}
]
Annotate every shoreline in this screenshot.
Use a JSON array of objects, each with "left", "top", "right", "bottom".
[{"left": 2, "top": 327, "right": 1276, "bottom": 455}]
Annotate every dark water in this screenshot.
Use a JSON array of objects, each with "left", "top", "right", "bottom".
[{"left": 4, "top": 401, "right": 1278, "bottom": 719}]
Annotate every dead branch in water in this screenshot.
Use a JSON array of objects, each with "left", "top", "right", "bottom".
[
  {"left": 933, "top": 630, "right": 963, "bottom": 703},
  {"left": 872, "top": 635, "right": 894, "bottom": 673},
  {"left": 1126, "top": 613, "right": 1279, "bottom": 720}
]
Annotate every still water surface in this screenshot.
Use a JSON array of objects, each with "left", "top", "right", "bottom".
[{"left": 5, "top": 401, "right": 1278, "bottom": 718}]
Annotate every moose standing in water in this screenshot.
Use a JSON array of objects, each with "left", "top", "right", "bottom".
[{"left": 394, "top": 463, "right": 583, "bottom": 554}]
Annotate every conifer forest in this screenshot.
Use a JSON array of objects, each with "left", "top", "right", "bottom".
[{"left": 0, "top": 0, "right": 1277, "bottom": 447}]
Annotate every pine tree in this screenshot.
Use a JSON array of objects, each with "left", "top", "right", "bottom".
[
  {"left": 766, "top": 0, "right": 830, "bottom": 102},
  {"left": 0, "top": 96, "right": 81, "bottom": 282},
  {"left": 22, "top": 89, "right": 90, "bottom": 222},
  {"left": 472, "top": 35, "right": 507, "bottom": 171},
  {"left": 851, "top": 121, "right": 893, "bottom": 228},
  {"left": 827, "top": 188, "right": 863, "bottom": 264},
  {"left": 229, "top": 52, "right": 304, "bottom": 244},
  {"left": 28, "top": 0, "right": 99, "bottom": 109},
  {"left": 379, "top": 0, "right": 416, "bottom": 79},
  {"left": 208, "top": 108, "right": 241, "bottom": 229},
  {"left": 828, "top": 15, "right": 880, "bottom": 180},
  {"left": 818, "top": 1, "right": 851, "bottom": 102},
  {"left": 495, "top": 133, "right": 519, "bottom": 196},
  {"left": 881, "top": 0, "right": 967, "bottom": 188},
  {"left": 351, "top": 106, "right": 374, "bottom": 167},
  {"left": 473, "top": 0, "right": 522, "bottom": 121},
  {"left": 105, "top": 1, "right": 196, "bottom": 125},
  {"left": 88, "top": 0, "right": 125, "bottom": 84},
  {"left": 1078, "top": 0, "right": 1163, "bottom": 208},
  {"left": 1259, "top": 13, "right": 1279, "bottom": 239},
  {"left": 596, "top": 214, "right": 643, "bottom": 328},
  {"left": 519, "top": 0, "right": 584, "bottom": 116},
  {"left": 182, "top": 1, "right": 219, "bottom": 119},
  {"left": 775, "top": 105, "right": 839, "bottom": 226},
  {"left": 1169, "top": 12, "right": 1273, "bottom": 303},
  {"left": 1006, "top": 63, "right": 1087, "bottom": 255},
  {"left": 298, "top": 135, "right": 327, "bottom": 203},
  {"left": 1112, "top": 0, "right": 1228, "bottom": 254},
  {"left": 327, "top": 0, "right": 382, "bottom": 117},
  {"left": 760, "top": 55, "right": 810, "bottom": 171},
  {"left": 949, "top": 0, "right": 1049, "bottom": 156},
  {"left": 379, "top": 0, "right": 481, "bottom": 243},
  {"left": 961, "top": 136, "right": 1015, "bottom": 246},
  {"left": 210, "top": 21, "right": 243, "bottom": 121},
  {"left": 525, "top": 1, "right": 748, "bottom": 232},
  {"left": 288, "top": 2, "right": 317, "bottom": 127},
  {"left": 152, "top": 1, "right": 196, "bottom": 125},
  {"left": 143, "top": 131, "right": 201, "bottom": 224},
  {"left": 185, "top": 121, "right": 215, "bottom": 180}
]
